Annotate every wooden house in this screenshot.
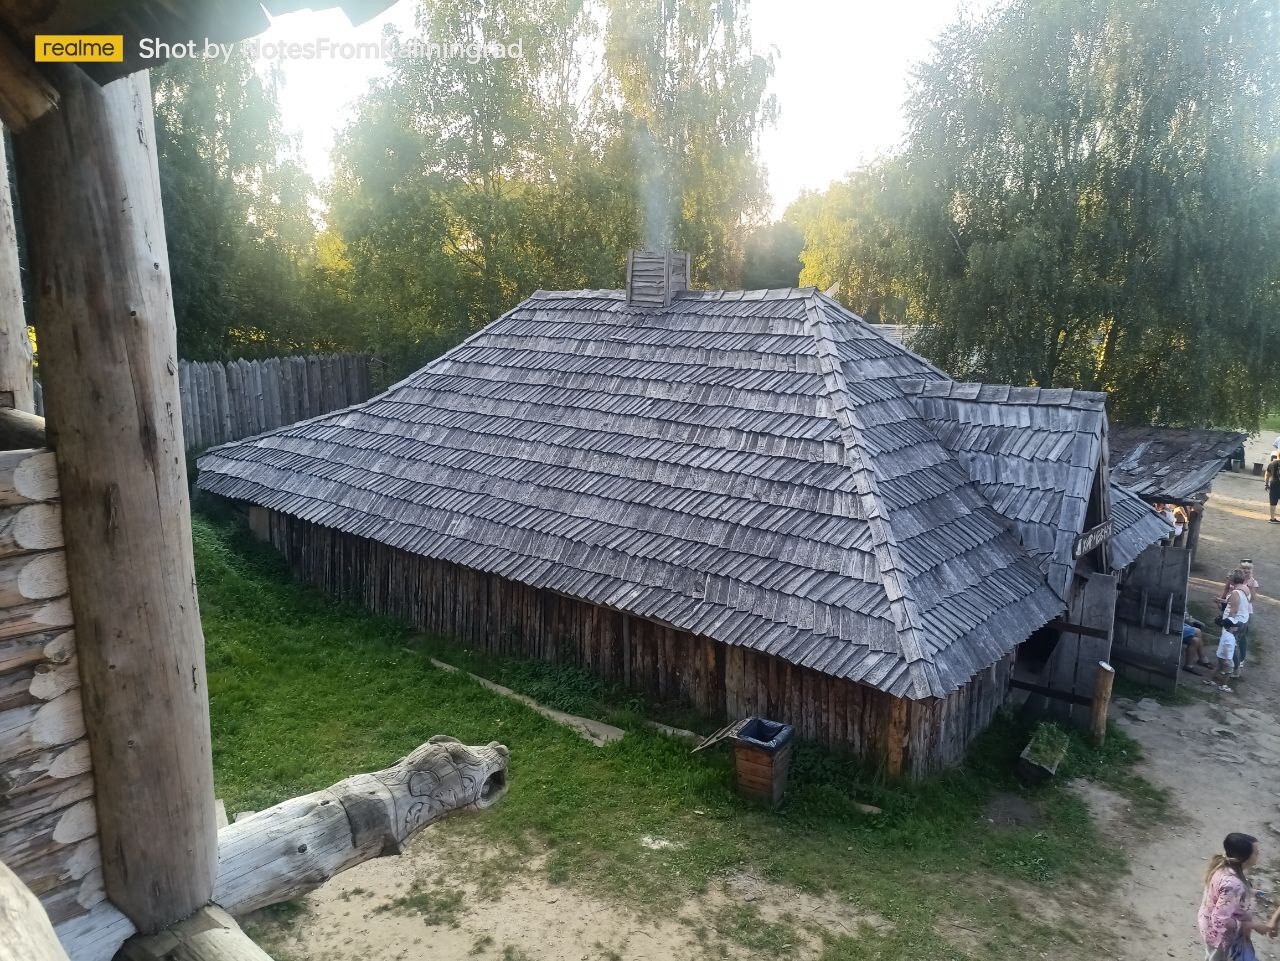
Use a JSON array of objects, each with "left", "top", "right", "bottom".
[
  {"left": 1106, "top": 426, "right": 1244, "bottom": 689},
  {"left": 198, "top": 251, "right": 1170, "bottom": 776}
]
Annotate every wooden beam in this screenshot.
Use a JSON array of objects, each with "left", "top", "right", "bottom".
[
  {"left": 11, "top": 68, "right": 216, "bottom": 933},
  {"left": 1046, "top": 619, "right": 1111, "bottom": 641},
  {"left": 0, "top": 407, "right": 44, "bottom": 449},
  {"left": 121, "top": 906, "right": 274, "bottom": 961},
  {"left": 213, "top": 736, "right": 508, "bottom": 916},
  {"left": 0, "top": 32, "right": 59, "bottom": 132},
  {"left": 0, "top": 136, "right": 32, "bottom": 411},
  {"left": 1009, "top": 677, "right": 1093, "bottom": 708},
  {"left": 0, "top": 856, "right": 71, "bottom": 961}
]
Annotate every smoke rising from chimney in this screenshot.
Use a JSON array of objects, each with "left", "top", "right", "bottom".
[{"left": 635, "top": 125, "right": 672, "bottom": 251}]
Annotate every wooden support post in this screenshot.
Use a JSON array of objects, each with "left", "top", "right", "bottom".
[
  {"left": 1090, "top": 661, "right": 1115, "bottom": 746},
  {"left": 1187, "top": 504, "right": 1204, "bottom": 566},
  {"left": 11, "top": 69, "right": 217, "bottom": 932},
  {"left": 0, "top": 139, "right": 33, "bottom": 414}
]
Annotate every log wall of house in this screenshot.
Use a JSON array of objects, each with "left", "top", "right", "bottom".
[
  {"left": 0, "top": 448, "right": 104, "bottom": 928},
  {"left": 256, "top": 508, "right": 1012, "bottom": 776}
]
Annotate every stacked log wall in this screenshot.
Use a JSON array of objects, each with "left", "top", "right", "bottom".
[
  {"left": 0, "top": 448, "right": 103, "bottom": 929},
  {"left": 258, "top": 508, "right": 1011, "bottom": 776}
]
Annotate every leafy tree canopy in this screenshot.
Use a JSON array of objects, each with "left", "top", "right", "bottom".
[
  {"left": 328, "top": 0, "right": 775, "bottom": 374},
  {"left": 794, "top": 0, "right": 1280, "bottom": 429},
  {"left": 154, "top": 52, "right": 346, "bottom": 359}
]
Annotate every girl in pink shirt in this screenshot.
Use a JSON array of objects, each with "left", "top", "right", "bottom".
[{"left": 1199, "top": 833, "right": 1276, "bottom": 959}]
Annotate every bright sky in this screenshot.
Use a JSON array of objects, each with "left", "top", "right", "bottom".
[{"left": 256, "top": 0, "right": 989, "bottom": 217}]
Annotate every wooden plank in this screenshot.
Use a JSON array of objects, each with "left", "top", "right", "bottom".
[{"left": 0, "top": 31, "right": 59, "bottom": 133}]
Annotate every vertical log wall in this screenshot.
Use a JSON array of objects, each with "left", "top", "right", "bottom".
[{"left": 256, "top": 508, "right": 1013, "bottom": 776}]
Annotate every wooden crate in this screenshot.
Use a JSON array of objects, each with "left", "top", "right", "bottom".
[{"left": 733, "top": 739, "right": 792, "bottom": 805}]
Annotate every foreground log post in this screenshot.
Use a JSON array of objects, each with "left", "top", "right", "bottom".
[
  {"left": 121, "top": 907, "right": 273, "bottom": 961},
  {"left": 11, "top": 69, "right": 217, "bottom": 931},
  {"left": 0, "top": 139, "right": 33, "bottom": 414},
  {"left": 1090, "top": 661, "right": 1115, "bottom": 747},
  {"left": 0, "top": 856, "right": 72, "bottom": 961},
  {"left": 213, "top": 737, "right": 509, "bottom": 916}
]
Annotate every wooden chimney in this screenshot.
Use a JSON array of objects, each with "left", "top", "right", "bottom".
[{"left": 626, "top": 249, "right": 690, "bottom": 308}]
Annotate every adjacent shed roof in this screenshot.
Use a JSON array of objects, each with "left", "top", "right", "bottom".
[
  {"left": 1109, "top": 426, "right": 1244, "bottom": 502},
  {"left": 199, "top": 288, "right": 1164, "bottom": 699},
  {"left": 1108, "top": 484, "right": 1174, "bottom": 570}
]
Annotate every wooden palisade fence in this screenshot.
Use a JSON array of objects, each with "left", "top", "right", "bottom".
[
  {"left": 34, "top": 354, "right": 376, "bottom": 451},
  {"left": 180, "top": 354, "right": 375, "bottom": 450}
]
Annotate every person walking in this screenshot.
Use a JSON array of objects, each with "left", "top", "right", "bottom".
[
  {"left": 1198, "top": 833, "right": 1276, "bottom": 959},
  {"left": 1265, "top": 453, "right": 1280, "bottom": 523}
]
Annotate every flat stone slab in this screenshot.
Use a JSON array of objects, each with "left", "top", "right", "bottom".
[{"left": 429, "top": 658, "right": 624, "bottom": 747}]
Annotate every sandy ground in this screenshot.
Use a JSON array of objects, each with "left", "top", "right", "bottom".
[
  {"left": 1091, "top": 464, "right": 1280, "bottom": 961},
  {"left": 246, "top": 836, "right": 882, "bottom": 961},
  {"left": 245, "top": 458, "right": 1280, "bottom": 961}
]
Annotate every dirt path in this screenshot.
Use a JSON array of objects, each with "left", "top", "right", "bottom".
[{"left": 1096, "top": 465, "right": 1280, "bottom": 960}]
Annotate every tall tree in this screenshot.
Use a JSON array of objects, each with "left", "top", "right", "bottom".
[
  {"left": 801, "top": 0, "right": 1280, "bottom": 429},
  {"left": 327, "top": 0, "right": 776, "bottom": 374},
  {"left": 600, "top": 0, "right": 775, "bottom": 287},
  {"left": 154, "top": 51, "right": 338, "bottom": 359}
]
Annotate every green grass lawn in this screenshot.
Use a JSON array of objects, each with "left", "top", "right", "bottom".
[{"left": 198, "top": 509, "right": 1164, "bottom": 960}]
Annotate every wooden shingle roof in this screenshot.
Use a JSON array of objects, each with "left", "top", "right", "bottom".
[
  {"left": 1109, "top": 426, "right": 1244, "bottom": 502},
  {"left": 197, "top": 288, "right": 1162, "bottom": 699},
  {"left": 1108, "top": 483, "right": 1174, "bottom": 569}
]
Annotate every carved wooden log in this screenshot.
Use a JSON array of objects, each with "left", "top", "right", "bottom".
[
  {"left": 0, "top": 856, "right": 71, "bottom": 961},
  {"left": 213, "top": 736, "right": 508, "bottom": 916}
]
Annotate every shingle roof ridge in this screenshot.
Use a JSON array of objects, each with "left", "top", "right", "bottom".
[
  {"left": 811, "top": 290, "right": 954, "bottom": 380},
  {"left": 901, "top": 378, "right": 1108, "bottom": 411},
  {"left": 800, "top": 290, "right": 940, "bottom": 698}
]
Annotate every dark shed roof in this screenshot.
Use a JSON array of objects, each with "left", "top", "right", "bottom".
[
  {"left": 1109, "top": 426, "right": 1244, "bottom": 502},
  {"left": 1108, "top": 484, "right": 1174, "bottom": 569},
  {"left": 198, "top": 288, "right": 1165, "bottom": 699}
]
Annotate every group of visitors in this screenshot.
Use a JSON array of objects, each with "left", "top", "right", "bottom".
[{"left": 1180, "top": 561, "right": 1256, "bottom": 694}]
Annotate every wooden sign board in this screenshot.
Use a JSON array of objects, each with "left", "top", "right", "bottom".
[{"left": 1072, "top": 518, "right": 1115, "bottom": 559}]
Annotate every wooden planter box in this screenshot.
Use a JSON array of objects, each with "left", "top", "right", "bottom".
[{"left": 731, "top": 718, "right": 795, "bottom": 806}]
